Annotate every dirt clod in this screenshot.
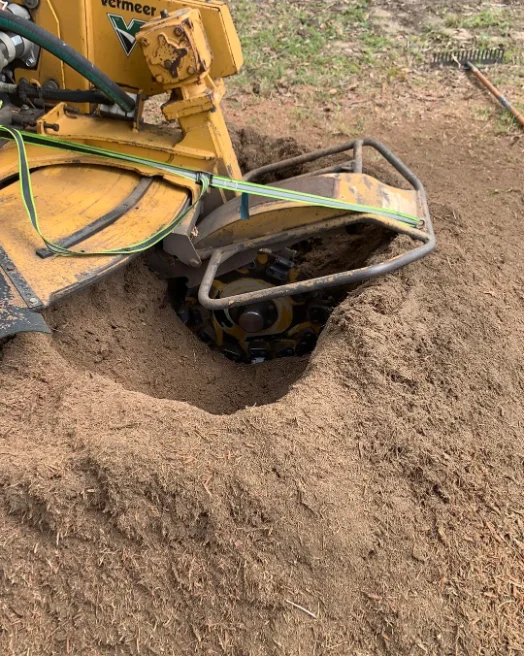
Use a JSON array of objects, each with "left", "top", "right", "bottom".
[{"left": 232, "top": 126, "right": 304, "bottom": 178}]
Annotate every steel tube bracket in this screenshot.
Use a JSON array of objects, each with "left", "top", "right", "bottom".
[{"left": 198, "top": 139, "right": 436, "bottom": 312}]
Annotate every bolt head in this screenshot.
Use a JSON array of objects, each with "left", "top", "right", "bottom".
[{"left": 174, "top": 26, "right": 184, "bottom": 36}]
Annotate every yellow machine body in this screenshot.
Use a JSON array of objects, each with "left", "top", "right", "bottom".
[
  {"left": 12, "top": 0, "right": 243, "bottom": 95},
  {"left": 0, "top": 0, "right": 433, "bottom": 360},
  {"left": 2, "top": 0, "right": 244, "bottom": 325}
]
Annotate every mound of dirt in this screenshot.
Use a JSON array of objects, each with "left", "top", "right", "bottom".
[
  {"left": 0, "top": 118, "right": 523, "bottom": 656},
  {"left": 231, "top": 126, "right": 304, "bottom": 179}
]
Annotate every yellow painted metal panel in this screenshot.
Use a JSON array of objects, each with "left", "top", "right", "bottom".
[
  {"left": 14, "top": 0, "right": 243, "bottom": 94},
  {"left": 0, "top": 161, "right": 190, "bottom": 306},
  {"left": 196, "top": 174, "right": 424, "bottom": 248}
]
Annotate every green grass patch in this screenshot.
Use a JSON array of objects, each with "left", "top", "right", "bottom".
[
  {"left": 227, "top": 0, "right": 397, "bottom": 95},
  {"left": 226, "top": 0, "right": 523, "bottom": 99},
  {"left": 461, "top": 9, "right": 510, "bottom": 30}
]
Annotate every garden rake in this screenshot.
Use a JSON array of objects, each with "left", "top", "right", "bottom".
[{"left": 431, "top": 47, "right": 524, "bottom": 129}]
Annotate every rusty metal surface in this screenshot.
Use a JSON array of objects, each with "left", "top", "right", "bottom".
[
  {"left": 0, "top": 244, "right": 41, "bottom": 309},
  {"left": 0, "top": 266, "right": 50, "bottom": 339}
]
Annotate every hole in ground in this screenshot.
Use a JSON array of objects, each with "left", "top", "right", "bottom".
[
  {"left": 45, "top": 261, "right": 309, "bottom": 415},
  {"left": 42, "top": 132, "right": 402, "bottom": 414},
  {"left": 170, "top": 223, "right": 394, "bottom": 365},
  {"left": 46, "top": 221, "right": 394, "bottom": 415},
  {"left": 44, "top": 220, "right": 396, "bottom": 415}
]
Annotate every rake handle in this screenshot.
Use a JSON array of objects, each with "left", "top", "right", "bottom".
[{"left": 467, "top": 62, "right": 524, "bottom": 129}]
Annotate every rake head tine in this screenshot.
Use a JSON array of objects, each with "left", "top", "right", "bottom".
[{"left": 430, "top": 45, "right": 506, "bottom": 67}]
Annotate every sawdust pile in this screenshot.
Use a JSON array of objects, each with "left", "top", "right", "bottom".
[{"left": 0, "top": 123, "right": 523, "bottom": 656}]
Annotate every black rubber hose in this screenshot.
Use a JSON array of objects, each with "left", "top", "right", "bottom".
[
  {"left": 0, "top": 10, "right": 135, "bottom": 112},
  {"left": 18, "top": 80, "right": 112, "bottom": 104},
  {"left": 31, "top": 88, "right": 113, "bottom": 104}
]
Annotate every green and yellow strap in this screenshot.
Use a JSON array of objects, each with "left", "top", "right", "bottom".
[
  {"left": 0, "top": 126, "right": 422, "bottom": 257},
  {"left": 0, "top": 125, "right": 210, "bottom": 256}
]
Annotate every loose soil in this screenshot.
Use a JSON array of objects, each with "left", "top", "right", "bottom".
[{"left": 1, "top": 104, "right": 524, "bottom": 656}]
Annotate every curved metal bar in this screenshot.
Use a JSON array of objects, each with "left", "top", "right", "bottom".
[
  {"left": 243, "top": 140, "right": 358, "bottom": 182},
  {"left": 197, "top": 214, "right": 434, "bottom": 311},
  {"left": 199, "top": 138, "right": 436, "bottom": 312},
  {"left": 198, "top": 240, "right": 433, "bottom": 311},
  {"left": 360, "top": 138, "right": 435, "bottom": 250}
]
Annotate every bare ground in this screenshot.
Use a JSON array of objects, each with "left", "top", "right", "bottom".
[
  {"left": 2, "top": 2, "right": 524, "bottom": 653},
  {"left": 0, "top": 101, "right": 523, "bottom": 655}
]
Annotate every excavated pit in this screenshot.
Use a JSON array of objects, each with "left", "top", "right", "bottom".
[
  {"left": 44, "top": 221, "right": 393, "bottom": 415},
  {"left": 44, "top": 261, "right": 308, "bottom": 415},
  {"left": 39, "top": 129, "right": 397, "bottom": 414}
]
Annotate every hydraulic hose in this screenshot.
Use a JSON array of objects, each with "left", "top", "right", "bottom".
[
  {"left": 17, "top": 79, "right": 113, "bottom": 104},
  {"left": 0, "top": 80, "right": 116, "bottom": 104},
  {"left": 0, "top": 10, "right": 135, "bottom": 112}
]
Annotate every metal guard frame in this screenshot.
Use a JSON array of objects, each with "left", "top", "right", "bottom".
[{"left": 197, "top": 138, "right": 435, "bottom": 311}]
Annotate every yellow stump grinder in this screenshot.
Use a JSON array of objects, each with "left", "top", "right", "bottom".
[{"left": 0, "top": 0, "right": 435, "bottom": 362}]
